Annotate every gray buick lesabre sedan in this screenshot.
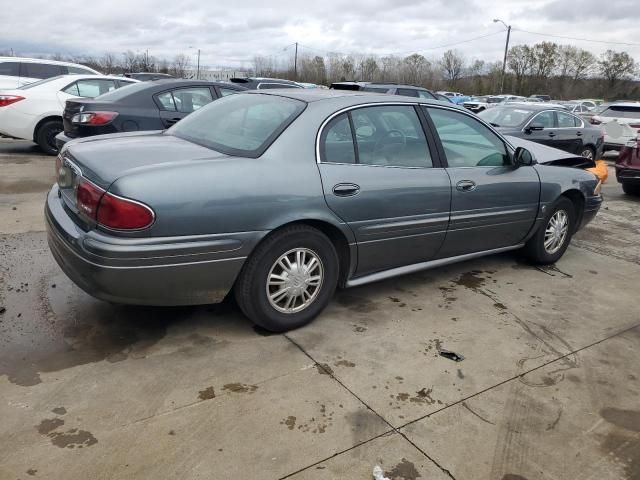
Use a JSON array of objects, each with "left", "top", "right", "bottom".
[{"left": 46, "top": 89, "right": 602, "bottom": 331}]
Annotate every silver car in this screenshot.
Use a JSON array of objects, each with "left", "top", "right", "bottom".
[{"left": 46, "top": 90, "right": 602, "bottom": 331}]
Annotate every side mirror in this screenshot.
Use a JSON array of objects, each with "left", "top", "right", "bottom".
[
  {"left": 526, "top": 122, "right": 545, "bottom": 133},
  {"left": 513, "top": 147, "right": 533, "bottom": 167}
]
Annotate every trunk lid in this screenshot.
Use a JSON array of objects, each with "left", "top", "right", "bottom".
[
  {"left": 62, "top": 98, "right": 115, "bottom": 138},
  {"left": 61, "top": 132, "right": 229, "bottom": 189}
]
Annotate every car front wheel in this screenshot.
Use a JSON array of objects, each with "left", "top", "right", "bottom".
[
  {"left": 234, "top": 225, "right": 339, "bottom": 332},
  {"left": 523, "top": 197, "right": 576, "bottom": 264}
]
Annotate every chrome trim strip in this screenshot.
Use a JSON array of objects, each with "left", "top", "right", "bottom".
[{"left": 345, "top": 244, "right": 524, "bottom": 288}]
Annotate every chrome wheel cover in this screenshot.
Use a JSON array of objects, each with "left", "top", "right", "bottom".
[
  {"left": 266, "top": 248, "right": 324, "bottom": 314},
  {"left": 581, "top": 148, "right": 594, "bottom": 160},
  {"left": 544, "top": 209, "right": 569, "bottom": 254}
]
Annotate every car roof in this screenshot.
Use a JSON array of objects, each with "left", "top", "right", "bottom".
[
  {"left": 141, "top": 78, "right": 244, "bottom": 88},
  {"left": 0, "top": 56, "right": 99, "bottom": 70},
  {"left": 605, "top": 102, "right": 640, "bottom": 108},
  {"left": 331, "top": 81, "right": 428, "bottom": 90},
  {"left": 244, "top": 88, "right": 455, "bottom": 107}
]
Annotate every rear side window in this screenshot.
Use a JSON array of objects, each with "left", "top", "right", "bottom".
[
  {"left": 417, "top": 90, "right": 436, "bottom": 99},
  {"left": 397, "top": 88, "right": 419, "bottom": 98},
  {"left": 0, "top": 61, "right": 20, "bottom": 76},
  {"left": 557, "top": 111, "right": 580, "bottom": 128},
  {"left": 156, "top": 87, "right": 214, "bottom": 113},
  {"left": 320, "top": 114, "right": 356, "bottom": 164},
  {"left": 168, "top": 94, "right": 305, "bottom": 157},
  {"left": 63, "top": 79, "right": 117, "bottom": 97},
  {"left": 21, "top": 63, "right": 65, "bottom": 79}
]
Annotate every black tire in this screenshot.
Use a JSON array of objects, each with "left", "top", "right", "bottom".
[
  {"left": 234, "top": 225, "right": 339, "bottom": 332},
  {"left": 622, "top": 182, "right": 640, "bottom": 196},
  {"left": 35, "top": 120, "right": 63, "bottom": 155},
  {"left": 579, "top": 145, "right": 595, "bottom": 161},
  {"left": 523, "top": 197, "right": 576, "bottom": 264}
]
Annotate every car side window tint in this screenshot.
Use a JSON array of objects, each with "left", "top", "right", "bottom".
[
  {"left": 157, "top": 91, "right": 177, "bottom": 111},
  {"left": 0, "top": 61, "right": 20, "bottom": 76},
  {"left": 21, "top": 63, "right": 64, "bottom": 79},
  {"left": 219, "top": 87, "right": 239, "bottom": 96},
  {"left": 531, "top": 111, "right": 555, "bottom": 128},
  {"left": 397, "top": 88, "right": 418, "bottom": 98},
  {"left": 73, "top": 79, "right": 117, "bottom": 97},
  {"left": 351, "top": 106, "right": 432, "bottom": 168},
  {"left": 427, "top": 107, "right": 508, "bottom": 168},
  {"left": 321, "top": 114, "right": 356, "bottom": 164},
  {"left": 171, "top": 87, "right": 214, "bottom": 113},
  {"left": 557, "top": 111, "right": 578, "bottom": 128}
]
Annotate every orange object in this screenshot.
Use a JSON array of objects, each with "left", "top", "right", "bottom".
[{"left": 586, "top": 159, "right": 609, "bottom": 183}]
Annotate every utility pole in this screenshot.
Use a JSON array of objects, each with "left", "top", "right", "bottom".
[
  {"left": 294, "top": 42, "right": 298, "bottom": 79},
  {"left": 494, "top": 19, "right": 511, "bottom": 94},
  {"left": 197, "top": 49, "right": 201, "bottom": 80}
]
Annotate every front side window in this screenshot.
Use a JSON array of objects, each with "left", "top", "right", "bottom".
[
  {"left": 427, "top": 107, "right": 508, "bottom": 167},
  {"left": 557, "top": 111, "right": 579, "bottom": 128},
  {"left": 531, "top": 111, "right": 555, "bottom": 128},
  {"left": 168, "top": 93, "right": 305, "bottom": 157},
  {"left": 479, "top": 107, "right": 533, "bottom": 127},
  {"left": 320, "top": 114, "right": 356, "bottom": 164},
  {"left": 350, "top": 106, "right": 432, "bottom": 168}
]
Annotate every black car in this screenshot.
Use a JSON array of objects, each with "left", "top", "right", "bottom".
[
  {"left": 124, "top": 72, "right": 174, "bottom": 81},
  {"left": 229, "top": 77, "right": 302, "bottom": 89},
  {"left": 479, "top": 104, "right": 604, "bottom": 160},
  {"left": 330, "top": 81, "right": 438, "bottom": 100},
  {"left": 55, "top": 79, "right": 246, "bottom": 149}
]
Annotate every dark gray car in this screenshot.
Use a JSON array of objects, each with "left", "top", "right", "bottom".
[
  {"left": 46, "top": 90, "right": 602, "bottom": 332},
  {"left": 479, "top": 104, "right": 604, "bottom": 160}
]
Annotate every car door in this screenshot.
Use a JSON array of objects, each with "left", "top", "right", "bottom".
[
  {"left": 424, "top": 106, "right": 540, "bottom": 258},
  {"left": 555, "top": 110, "right": 584, "bottom": 154},
  {"left": 317, "top": 104, "right": 451, "bottom": 276},
  {"left": 155, "top": 86, "right": 215, "bottom": 128},
  {"left": 522, "top": 110, "right": 558, "bottom": 148}
]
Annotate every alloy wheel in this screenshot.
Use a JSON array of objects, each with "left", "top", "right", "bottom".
[
  {"left": 581, "top": 148, "right": 594, "bottom": 160},
  {"left": 266, "top": 248, "right": 324, "bottom": 314},
  {"left": 544, "top": 209, "right": 569, "bottom": 254}
]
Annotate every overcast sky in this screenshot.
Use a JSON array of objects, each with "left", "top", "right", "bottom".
[{"left": 2, "top": 0, "right": 639, "bottom": 69}]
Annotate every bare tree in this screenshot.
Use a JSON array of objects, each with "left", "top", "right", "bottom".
[
  {"left": 507, "top": 45, "right": 533, "bottom": 94},
  {"left": 570, "top": 49, "right": 597, "bottom": 82},
  {"left": 171, "top": 53, "right": 191, "bottom": 78},
  {"left": 402, "top": 53, "right": 428, "bottom": 85},
  {"left": 439, "top": 50, "right": 465, "bottom": 86},
  {"left": 598, "top": 49, "right": 637, "bottom": 89},
  {"left": 100, "top": 53, "right": 117, "bottom": 74}
]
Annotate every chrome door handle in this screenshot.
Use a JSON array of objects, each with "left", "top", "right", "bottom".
[
  {"left": 333, "top": 183, "right": 360, "bottom": 197},
  {"left": 456, "top": 180, "right": 476, "bottom": 192}
]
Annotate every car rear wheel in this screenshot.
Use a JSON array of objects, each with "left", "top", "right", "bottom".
[
  {"left": 580, "top": 146, "right": 595, "bottom": 160},
  {"left": 35, "top": 119, "right": 63, "bottom": 155},
  {"left": 234, "top": 225, "right": 339, "bottom": 332},
  {"left": 622, "top": 182, "right": 640, "bottom": 196},
  {"left": 522, "top": 197, "right": 576, "bottom": 264}
]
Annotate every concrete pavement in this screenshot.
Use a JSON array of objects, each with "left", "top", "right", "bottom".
[{"left": 1, "top": 139, "right": 638, "bottom": 479}]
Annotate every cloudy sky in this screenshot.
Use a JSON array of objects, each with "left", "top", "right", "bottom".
[{"left": 2, "top": 0, "right": 639, "bottom": 69}]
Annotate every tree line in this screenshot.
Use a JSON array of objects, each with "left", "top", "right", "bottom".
[
  {"left": 2, "top": 42, "right": 638, "bottom": 100},
  {"left": 256, "top": 42, "right": 639, "bottom": 100}
]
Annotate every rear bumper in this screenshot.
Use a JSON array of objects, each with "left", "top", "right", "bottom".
[
  {"left": 616, "top": 167, "right": 640, "bottom": 185},
  {"left": 604, "top": 143, "right": 622, "bottom": 152},
  {"left": 45, "top": 186, "right": 258, "bottom": 306},
  {"left": 55, "top": 132, "right": 72, "bottom": 150}
]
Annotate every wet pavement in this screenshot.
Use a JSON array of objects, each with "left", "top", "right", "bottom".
[{"left": 1, "top": 138, "right": 639, "bottom": 479}]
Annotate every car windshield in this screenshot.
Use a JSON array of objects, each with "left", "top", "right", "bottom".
[
  {"left": 17, "top": 76, "right": 65, "bottom": 89},
  {"left": 478, "top": 107, "right": 533, "bottom": 127},
  {"left": 487, "top": 97, "right": 504, "bottom": 104},
  {"left": 168, "top": 93, "right": 305, "bottom": 157},
  {"left": 600, "top": 106, "right": 640, "bottom": 119}
]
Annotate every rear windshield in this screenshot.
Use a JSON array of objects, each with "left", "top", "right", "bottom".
[
  {"left": 478, "top": 107, "right": 534, "bottom": 127},
  {"left": 168, "top": 93, "right": 305, "bottom": 157},
  {"left": 600, "top": 106, "right": 640, "bottom": 119},
  {"left": 487, "top": 97, "right": 504, "bottom": 104}
]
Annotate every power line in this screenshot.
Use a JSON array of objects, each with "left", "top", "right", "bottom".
[{"left": 512, "top": 28, "right": 640, "bottom": 47}]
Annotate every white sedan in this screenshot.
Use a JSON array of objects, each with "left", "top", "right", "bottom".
[
  {"left": 591, "top": 102, "right": 640, "bottom": 151},
  {"left": 0, "top": 74, "right": 138, "bottom": 154}
]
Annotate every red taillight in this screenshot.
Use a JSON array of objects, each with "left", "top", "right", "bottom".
[
  {"left": 97, "top": 193, "right": 154, "bottom": 230},
  {"left": 76, "top": 179, "right": 105, "bottom": 219},
  {"left": 71, "top": 111, "right": 118, "bottom": 125},
  {"left": 73, "top": 178, "right": 154, "bottom": 230},
  {"left": 590, "top": 118, "right": 601, "bottom": 125},
  {"left": 0, "top": 95, "right": 25, "bottom": 107}
]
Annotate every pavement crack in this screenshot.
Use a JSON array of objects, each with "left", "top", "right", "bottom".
[{"left": 461, "top": 402, "right": 496, "bottom": 425}]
